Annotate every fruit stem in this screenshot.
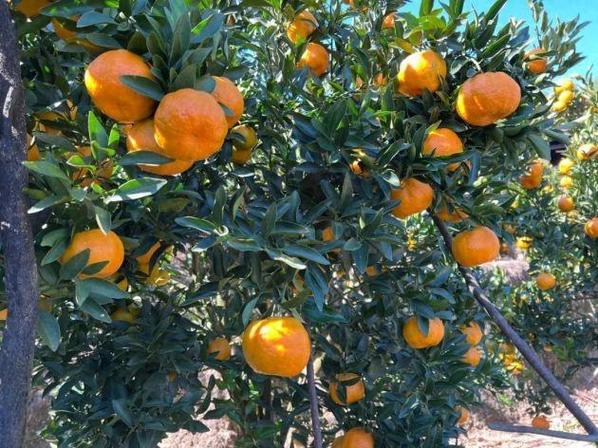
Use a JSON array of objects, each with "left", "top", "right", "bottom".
[
  {"left": 432, "top": 215, "right": 598, "bottom": 437},
  {"left": 307, "top": 355, "right": 323, "bottom": 448}
]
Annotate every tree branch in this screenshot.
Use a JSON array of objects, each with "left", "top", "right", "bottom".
[
  {"left": 0, "top": 3, "right": 40, "bottom": 448},
  {"left": 306, "top": 355, "right": 323, "bottom": 448},
  {"left": 431, "top": 215, "right": 597, "bottom": 437},
  {"left": 488, "top": 423, "right": 598, "bottom": 442}
]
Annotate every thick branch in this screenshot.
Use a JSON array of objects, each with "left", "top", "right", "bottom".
[
  {"left": 306, "top": 355, "right": 323, "bottom": 448},
  {"left": 0, "top": 3, "right": 40, "bottom": 448},
  {"left": 488, "top": 423, "right": 598, "bottom": 442},
  {"left": 432, "top": 215, "right": 597, "bottom": 437}
]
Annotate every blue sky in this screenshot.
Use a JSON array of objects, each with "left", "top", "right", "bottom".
[{"left": 403, "top": 0, "right": 597, "bottom": 76}]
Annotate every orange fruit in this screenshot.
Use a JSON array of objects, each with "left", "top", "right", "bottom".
[
  {"left": 577, "top": 143, "right": 597, "bottom": 161},
  {"left": 71, "top": 146, "right": 113, "bottom": 183},
  {"left": 350, "top": 160, "right": 369, "bottom": 177},
  {"left": 373, "top": 72, "right": 387, "bottom": 87},
  {"left": 298, "top": 42, "right": 330, "bottom": 77},
  {"left": 287, "top": 10, "right": 318, "bottom": 44},
  {"left": 145, "top": 265, "right": 170, "bottom": 286},
  {"left": 231, "top": 124, "right": 257, "bottom": 165},
  {"left": 403, "top": 316, "right": 445, "bottom": 349},
  {"left": 341, "top": 428, "right": 374, "bottom": 448},
  {"left": 551, "top": 100, "right": 568, "bottom": 113},
  {"left": 559, "top": 175, "right": 573, "bottom": 189},
  {"left": 519, "top": 159, "right": 544, "bottom": 190},
  {"left": 111, "top": 308, "right": 136, "bottom": 324},
  {"left": 515, "top": 236, "right": 533, "bottom": 251},
  {"left": 136, "top": 241, "right": 161, "bottom": 269},
  {"left": 557, "top": 90, "right": 574, "bottom": 105},
  {"left": 332, "top": 436, "right": 345, "bottom": 448},
  {"left": 322, "top": 226, "right": 335, "bottom": 242},
  {"left": 396, "top": 50, "right": 446, "bottom": 96},
  {"left": 554, "top": 79, "right": 574, "bottom": 95},
  {"left": 84, "top": 49, "right": 157, "bottom": 123},
  {"left": 329, "top": 373, "right": 365, "bottom": 406},
  {"left": 456, "top": 407, "right": 470, "bottom": 426},
  {"left": 536, "top": 272, "right": 556, "bottom": 290},
  {"left": 126, "top": 119, "right": 193, "bottom": 176},
  {"left": 242, "top": 316, "right": 311, "bottom": 377},
  {"left": 451, "top": 226, "right": 500, "bottom": 267},
  {"left": 382, "top": 12, "right": 396, "bottom": 29},
  {"left": 557, "top": 195, "right": 575, "bottom": 212},
  {"left": 462, "top": 346, "right": 482, "bottom": 367},
  {"left": 0, "top": 308, "right": 7, "bottom": 321},
  {"left": 211, "top": 76, "right": 244, "bottom": 128},
  {"left": 531, "top": 415, "right": 550, "bottom": 430},
  {"left": 525, "top": 48, "right": 547, "bottom": 74},
  {"left": 208, "top": 337, "right": 232, "bottom": 361},
  {"left": 436, "top": 203, "right": 468, "bottom": 222},
  {"left": 558, "top": 157, "right": 574, "bottom": 175},
  {"left": 391, "top": 178, "right": 434, "bottom": 219},
  {"left": 61, "top": 229, "right": 124, "bottom": 278},
  {"left": 456, "top": 72, "right": 521, "bottom": 126},
  {"left": 460, "top": 321, "right": 483, "bottom": 345},
  {"left": 15, "top": 0, "right": 50, "bottom": 17},
  {"left": 422, "top": 128, "right": 464, "bottom": 170},
  {"left": 27, "top": 144, "right": 41, "bottom": 161},
  {"left": 154, "top": 88, "right": 228, "bottom": 161},
  {"left": 584, "top": 217, "right": 598, "bottom": 239},
  {"left": 52, "top": 17, "right": 101, "bottom": 53}
]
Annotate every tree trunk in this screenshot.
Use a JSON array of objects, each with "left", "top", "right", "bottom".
[{"left": 0, "top": 3, "right": 40, "bottom": 447}]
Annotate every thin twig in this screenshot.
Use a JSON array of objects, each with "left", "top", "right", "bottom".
[
  {"left": 431, "top": 215, "right": 598, "bottom": 437},
  {"left": 306, "top": 355, "right": 323, "bottom": 448},
  {"left": 487, "top": 423, "right": 598, "bottom": 442}
]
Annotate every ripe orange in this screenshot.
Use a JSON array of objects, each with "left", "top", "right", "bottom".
[
  {"left": 382, "top": 12, "right": 396, "bottom": 29},
  {"left": 61, "top": 229, "right": 124, "bottom": 278},
  {"left": 136, "top": 241, "right": 161, "bottom": 270},
  {"left": 211, "top": 76, "right": 244, "bottom": 128},
  {"left": 298, "top": 42, "right": 330, "bottom": 77},
  {"left": 126, "top": 119, "right": 193, "bottom": 176},
  {"left": 536, "top": 272, "right": 556, "bottom": 290},
  {"left": 15, "top": 0, "right": 50, "bottom": 17},
  {"left": 460, "top": 321, "right": 483, "bottom": 345},
  {"left": 329, "top": 373, "right": 365, "bottom": 406},
  {"left": 111, "top": 308, "right": 136, "bottom": 324},
  {"left": 154, "top": 88, "right": 228, "bottom": 161},
  {"left": 341, "top": 428, "right": 374, "bottom": 448},
  {"left": 451, "top": 226, "right": 500, "bottom": 267},
  {"left": 84, "top": 49, "right": 157, "bottom": 123},
  {"left": 287, "top": 10, "right": 318, "bottom": 44},
  {"left": 577, "top": 143, "right": 597, "bottom": 161},
  {"left": 584, "top": 217, "right": 598, "bottom": 239},
  {"left": 208, "top": 337, "right": 232, "bottom": 361},
  {"left": 242, "top": 316, "right": 311, "bottom": 377},
  {"left": 27, "top": 143, "right": 41, "bottom": 161},
  {"left": 391, "top": 178, "right": 434, "bottom": 219},
  {"left": 322, "top": 226, "right": 335, "bottom": 242},
  {"left": 231, "top": 124, "right": 257, "bottom": 164},
  {"left": 332, "top": 436, "right": 345, "bottom": 448},
  {"left": 403, "top": 316, "right": 445, "bottom": 349},
  {"left": 436, "top": 203, "right": 468, "bottom": 222},
  {"left": 456, "top": 407, "right": 470, "bottom": 426},
  {"left": 456, "top": 72, "right": 521, "bottom": 126},
  {"left": 558, "top": 157, "right": 574, "bottom": 175},
  {"left": 462, "top": 346, "right": 481, "bottom": 367},
  {"left": 396, "top": 50, "right": 446, "bottom": 96},
  {"left": 0, "top": 308, "right": 7, "bottom": 321},
  {"left": 531, "top": 415, "right": 550, "bottom": 430},
  {"left": 525, "top": 48, "right": 547, "bottom": 74},
  {"left": 350, "top": 160, "right": 369, "bottom": 177},
  {"left": 422, "top": 128, "right": 464, "bottom": 170},
  {"left": 519, "top": 159, "right": 544, "bottom": 190},
  {"left": 557, "top": 195, "right": 575, "bottom": 212}
]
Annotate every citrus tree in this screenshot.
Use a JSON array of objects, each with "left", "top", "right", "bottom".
[{"left": 0, "top": 0, "right": 596, "bottom": 447}]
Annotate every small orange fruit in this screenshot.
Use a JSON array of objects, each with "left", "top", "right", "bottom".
[
  {"left": 154, "top": 88, "right": 228, "bottom": 161},
  {"left": 554, "top": 79, "right": 574, "bottom": 95},
  {"left": 557, "top": 90, "right": 574, "bottom": 105},
  {"left": 536, "top": 272, "right": 556, "bottom": 290},
  {"left": 298, "top": 42, "right": 330, "bottom": 77},
  {"left": 27, "top": 144, "right": 41, "bottom": 161},
  {"left": 525, "top": 48, "right": 547, "bottom": 74},
  {"left": 211, "top": 76, "right": 244, "bottom": 128},
  {"left": 0, "top": 308, "right": 7, "bottom": 321},
  {"left": 329, "top": 373, "right": 365, "bottom": 406},
  {"left": 341, "top": 428, "right": 374, "bottom": 448},
  {"left": 531, "top": 415, "right": 550, "bottom": 430},
  {"left": 519, "top": 160, "right": 544, "bottom": 190},
  {"left": 52, "top": 17, "right": 101, "bottom": 53},
  {"left": 390, "top": 178, "right": 434, "bottom": 219},
  {"left": 557, "top": 195, "right": 575, "bottom": 212},
  {"left": 456, "top": 407, "right": 470, "bottom": 426},
  {"left": 126, "top": 119, "right": 193, "bottom": 176},
  {"left": 576, "top": 143, "right": 597, "bottom": 161},
  {"left": 332, "top": 436, "right": 345, "bottom": 448},
  {"left": 462, "top": 346, "right": 482, "bottom": 367},
  {"left": 322, "top": 226, "right": 335, "bottom": 242},
  {"left": 373, "top": 72, "right": 387, "bottom": 87},
  {"left": 15, "top": 0, "right": 51, "bottom": 17},
  {"left": 460, "top": 321, "right": 483, "bottom": 345},
  {"left": 136, "top": 241, "right": 161, "bottom": 270},
  {"left": 422, "top": 128, "right": 464, "bottom": 170},
  {"left": 61, "top": 229, "right": 124, "bottom": 278},
  {"left": 396, "top": 50, "right": 447, "bottom": 96},
  {"left": 456, "top": 72, "right": 521, "bottom": 126},
  {"left": 584, "top": 217, "right": 598, "bottom": 239},
  {"left": 451, "top": 226, "right": 500, "bottom": 267},
  {"left": 287, "top": 10, "right": 318, "bottom": 44},
  {"left": 436, "top": 203, "right": 468, "bottom": 222},
  {"left": 231, "top": 124, "right": 258, "bottom": 164},
  {"left": 84, "top": 49, "right": 157, "bottom": 123},
  {"left": 208, "top": 337, "right": 232, "bottom": 361},
  {"left": 382, "top": 12, "right": 396, "bottom": 29},
  {"left": 111, "top": 308, "right": 136, "bottom": 324},
  {"left": 403, "top": 316, "right": 445, "bottom": 349},
  {"left": 558, "top": 158, "right": 574, "bottom": 175},
  {"left": 242, "top": 316, "right": 311, "bottom": 377}
]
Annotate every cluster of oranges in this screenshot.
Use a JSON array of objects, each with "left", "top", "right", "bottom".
[{"left": 551, "top": 79, "right": 575, "bottom": 113}]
